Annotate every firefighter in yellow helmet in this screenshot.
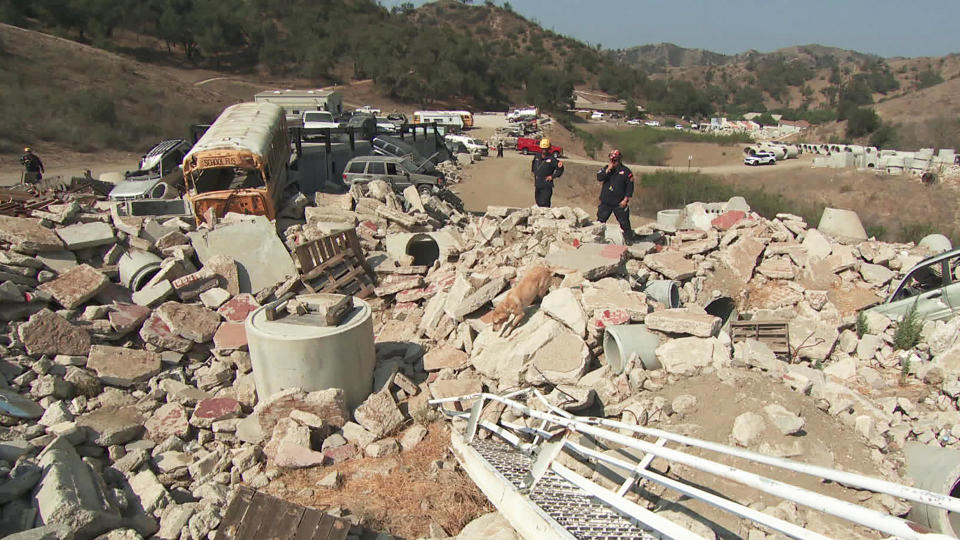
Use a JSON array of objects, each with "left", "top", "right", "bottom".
[
  {"left": 20, "top": 147, "right": 45, "bottom": 184},
  {"left": 531, "top": 138, "right": 563, "bottom": 207}
]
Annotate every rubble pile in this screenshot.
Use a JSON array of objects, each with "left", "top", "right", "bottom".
[{"left": 0, "top": 177, "right": 959, "bottom": 538}]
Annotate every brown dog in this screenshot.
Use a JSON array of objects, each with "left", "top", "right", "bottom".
[{"left": 489, "top": 266, "right": 553, "bottom": 336}]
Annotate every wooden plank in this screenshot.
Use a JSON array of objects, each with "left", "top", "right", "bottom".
[
  {"left": 290, "top": 509, "right": 324, "bottom": 540},
  {"left": 261, "top": 500, "right": 306, "bottom": 540},
  {"left": 234, "top": 491, "right": 280, "bottom": 540},
  {"left": 213, "top": 487, "right": 255, "bottom": 540}
]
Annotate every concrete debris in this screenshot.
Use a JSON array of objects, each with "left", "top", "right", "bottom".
[{"left": 0, "top": 174, "right": 957, "bottom": 540}]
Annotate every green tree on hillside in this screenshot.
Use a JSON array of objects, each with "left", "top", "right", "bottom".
[{"left": 845, "top": 107, "right": 880, "bottom": 138}]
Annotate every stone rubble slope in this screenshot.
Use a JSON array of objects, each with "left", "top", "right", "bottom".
[{"left": 0, "top": 177, "right": 957, "bottom": 539}]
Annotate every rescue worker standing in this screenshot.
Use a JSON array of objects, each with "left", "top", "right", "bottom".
[
  {"left": 531, "top": 138, "right": 563, "bottom": 207},
  {"left": 596, "top": 149, "right": 634, "bottom": 240},
  {"left": 19, "top": 147, "right": 44, "bottom": 184}
]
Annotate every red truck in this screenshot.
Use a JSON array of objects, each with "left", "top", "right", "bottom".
[{"left": 516, "top": 137, "right": 562, "bottom": 158}]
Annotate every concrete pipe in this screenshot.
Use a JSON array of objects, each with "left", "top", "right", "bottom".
[
  {"left": 643, "top": 280, "right": 680, "bottom": 308},
  {"left": 919, "top": 234, "right": 953, "bottom": 254},
  {"left": 763, "top": 146, "right": 787, "bottom": 160},
  {"left": 246, "top": 294, "right": 376, "bottom": 410},
  {"left": 656, "top": 209, "right": 683, "bottom": 231},
  {"left": 603, "top": 324, "right": 662, "bottom": 372},
  {"left": 743, "top": 146, "right": 760, "bottom": 156},
  {"left": 782, "top": 145, "right": 799, "bottom": 159},
  {"left": 406, "top": 233, "right": 440, "bottom": 267},
  {"left": 705, "top": 296, "right": 738, "bottom": 334},
  {"left": 904, "top": 442, "right": 960, "bottom": 536},
  {"left": 118, "top": 249, "right": 163, "bottom": 292}
]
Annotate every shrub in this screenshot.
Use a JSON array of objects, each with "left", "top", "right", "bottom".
[
  {"left": 900, "top": 222, "right": 936, "bottom": 244},
  {"left": 856, "top": 311, "right": 869, "bottom": 338},
  {"left": 893, "top": 304, "right": 922, "bottom": 351},
  {"left": 845, "top": 107, "right": 880, "bottom": 138}
]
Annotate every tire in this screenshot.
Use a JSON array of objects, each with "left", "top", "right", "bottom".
[
  {"left": 418, "top": 184, "right": 433, "bottom": 198},
  {"left": 522, "top": 148, "right": 529, "bottom": 155},
  {"left": 552, "top": 151, "right": 560, "bottom": 158}
]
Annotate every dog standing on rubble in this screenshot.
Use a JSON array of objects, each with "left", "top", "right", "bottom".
[{"left": 489, "top": 266, "right": 553, "bottom": 336}]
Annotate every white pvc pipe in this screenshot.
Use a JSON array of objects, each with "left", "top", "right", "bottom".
[
  {"left": 432, "top": 393, "right": 953, "bottom": 540},
  {"left": 523, "top": 388, "right": 960, "bottom": 516}
]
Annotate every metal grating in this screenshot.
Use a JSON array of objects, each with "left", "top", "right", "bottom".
[{"left": 470, "top": 437, "right": 657, "bottom": 540}]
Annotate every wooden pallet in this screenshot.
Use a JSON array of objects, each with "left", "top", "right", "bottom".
[
  {"left": 293, "top": 228, "right": 376, "bottom": 298},
  {"left": 214, "top": 487, "right": 349, "bottom": 540},
  {"left": 731, "top": 320, "right": 791, "bottom": 356}
]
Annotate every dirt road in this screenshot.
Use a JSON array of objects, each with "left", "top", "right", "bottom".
[{"left": 0, "top": 149, "right": 137, "bottom": 187}]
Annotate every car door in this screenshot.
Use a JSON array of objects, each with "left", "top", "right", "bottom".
[
  {"left": 871, "top": 260, "right": 952, "bottom": 321},
  {"left": 366, "top": 160, "right": 388, "bottom": 186}
]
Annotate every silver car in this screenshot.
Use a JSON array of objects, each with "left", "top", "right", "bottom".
[
  {"left": 865, "top": 247, "right": 960, "bottom": 321},
  {"left": 108, "top": 139, "right": 192, "bottom": 201},
  {"left": 342, "top": 156, "right": 445, "bottom": 196}
]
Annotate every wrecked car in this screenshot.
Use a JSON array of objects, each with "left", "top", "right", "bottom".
[
  {"left": 342, "top": 156, "right": 445, "bottom": 197},
  {"left": 107, "top": 139, "right": 192, "bottom": 201},
  {"left": 865, "top": 246, "right": 960, "bottom": 321}
]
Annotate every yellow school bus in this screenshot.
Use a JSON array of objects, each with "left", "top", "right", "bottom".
[{"left": 182, "top": 103, "right": 291, "bottom": 225}]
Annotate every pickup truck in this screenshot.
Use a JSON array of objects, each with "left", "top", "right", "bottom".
[{"left": 516, "top": 137, "right": 562, "bottom": 158}]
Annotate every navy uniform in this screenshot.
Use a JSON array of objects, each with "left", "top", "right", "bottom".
[
  {"left": 596, "top": 156, "right": 634, "bottom": 238},
  {"left": 532, "top": 149, "right": 564, "bottom": 207},
  {"left": 19, "top": 148, "right": 44, "bottom": 184}
]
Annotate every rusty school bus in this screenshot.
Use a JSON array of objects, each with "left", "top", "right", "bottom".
[{"left": 182, "top": 103, "right": 291, "bottom": 225}]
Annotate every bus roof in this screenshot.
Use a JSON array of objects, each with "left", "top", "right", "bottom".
[
  {"left": 254, "top": 89, "right": 337, "bottom": 99},
  {"left": 187, "top": 103, "right": 286, "bottom": 157}
]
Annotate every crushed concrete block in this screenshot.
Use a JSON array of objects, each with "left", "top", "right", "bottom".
[
  {"left": 36, "top": 250, "right": 78, "bottom": 273},
  {"left": 802, "top": 229, "right": 832, "bottom": 259},
  {"left": 86, "top": 345, "right": 161, "bottom": 387},
  {"left": 170, "top": 268, "right": 218, "bottom": 300},
  {"left": 645, "top": 309, "right": 720, "bottom": 337},
  {"left": 156, "top": 302, "right": 221, "bottom": 343},
  {"left": 655, "top": 337, "right": 716, "bottom": 376},
  {"left": 256, "top": 388, "right": 349, "bottom": 435},
  {"left": 190, "top": 397, "right": 241, "bottom": 428},
  {"left": 18, "top": 309, "right": 91, "bottom": 356},
  {"left": 129, "top": 469, "right": 169, "bottom": 515},
  {"left": 527, "top": 330, "right": 590, "bottom": 385},
  {"left": 107, "top": 302, "right": 151, "bottom": 335},
  {"left": 451, "top": 276, "right": 507, "bottom": 320},
  {"left": 77, "top": 406, "right": 144, "bottom": 446},
  {"left": 213, "top": 322, "right": 247, "bottom": 349},
  {"left": 199, "top": 287, "right": 231, "bottom": 309},
  {"left": 541, "top": 288, "right": 587, "bottom": 336},
  {"left": 859, "top": 263, "right": 895, "bottom": 286},
  {"left": 818, "top": 207, "right": 867, "bottom": 241},
  {"left": 204, "top": 254, "right": 240, "bottom": 296},
  {"left": 55, "top": 221, "right": 115, "bottom": 250}
]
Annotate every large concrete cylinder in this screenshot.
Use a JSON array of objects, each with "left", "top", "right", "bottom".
[
  {"left": 246, "top": 294, "right": 376, "bottom": 410},
  {"left": 604, "top": 324, "right": 662, "bottom": 372},
  {"left": 118, "top": 250, "right": 163, "bottom": 292},
  {"left": 643, "top": 280, "right": 680, "bottom": 308},
  {"left": 904, "top": 442, "right": 960, "bottom": 536}
]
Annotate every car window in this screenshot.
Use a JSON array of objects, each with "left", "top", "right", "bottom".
[
  {"left": 347, "top": 162, "right": 365, "bottom": 174},
  {"left": 386, "top": 163, "right": 398, "bottom": 175},
  {"left": 367, "top": 161, "right": 386, "bottom": 175},
  {"left": 892, "top": 260, "right": 949, "bottom": 301}
]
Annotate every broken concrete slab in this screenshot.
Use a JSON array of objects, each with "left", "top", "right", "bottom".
[
  {"left": 156, "top": 302, "right": 221, "bottom": 343},
  {"left": 645, "top": 309, "right": 721, "bottom": 337},
  {"left": 353, "top": 390, "right": 405, "bottom": 438},
  {"left": 86, "top": 345, "right": 161, "bottom": 387},
  {"left": 213, "top": 322, "right": 247, "bottom": 349},
  {"left": 429, "top": 378, "right": 483, "bottom": 411},
  {"left": 35, "top": 250, "right": 78, "bottom": 273},
  {"left": 0, "top": 216, "right": 65, "bottom": 252},
  {"left": 38, "top": 264, "right": 109, "bottom": 309},
  {"left": 719, "top": 237, "right": 765, "bottom": 282},
  {"left": 541, "top": 287, "right": 587, "bottom": 336},
  {"left": 199, "top": 287, "right": 231, "bottom": 309},
  {"left": 731, "top": 412, "right": 766, "bottom": 447},
  {"left": 644, "top": 251, "right": 696, "bottom": 281},
  {"left": 55, "top": 221, "right": 116, "bottom": 250},
  {"left": 423, "top": 346, "right": 469, "bottom": 371},
  {"left": 170, "top": 267, "right": 218, "bottom": 301},
  {"left": 526, "top": 330, "right": 590, "bottom": 385},
  {"left": 187, "top": 215, "right": 297, "bottom": 294},
  {"left": 655, "top": 337, "right": 718, "bottom": 376},
  {"left": 190, "top": 397, "right": 241, "bottom": 429},
  {"left": 131, "top": 279, "right": 174, "bottom": 307},
  {"left": 217, "top": 293, "right": 260, "bottom": 323},
  {"left": 451, "top": 276, "right": 508, "bottom": 320},
  {"left": 18, "top": 309, "right": 91, "bottom": 356},
  {"left": 818, "top": 207, "right": 867, "bottom": 241},
  {"left": 256, "top": 388, "right": 349, "bottom": 435},
  {"left": 76, "top": 406, "right": 144, "bottom": 446},
  {"left": 802, "top": 229, "right": 832, "bottom": 260},
  {"left": 35, "top": 437, "right": 123, "bottom": 538},
  {"left": 205, "top": 254, "right": 240, "bottom": 296},
  {"left": 144, "top": 402, "right": 191, "bottom": 440},
  {"left": 139, "top": 312, "right": 193, "bottom": 353},
  {"left": 546, "top": 243, "right": 627, "bottom": 280},
  {"left": 107, "top": 302, "right": 151, "bottom": 336}
]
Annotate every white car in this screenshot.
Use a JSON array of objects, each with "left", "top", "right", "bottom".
[
  {"left": 301, "top": 111, "right": 340, "bottom": 129},
  {"left": 591, "top": 112, "right": 605, "bottom": 120},
  {"left": 744, "top": 151, "right": 776, "bottom": 166},
  {"left": 626, "top": 119, "right": 642, "bottom": 125},
  {"left": 644, "top": 120, "right": 660, "bottom": 127},
  {"left": 866, "top": 247, "right": 960, "bottom": 322}
]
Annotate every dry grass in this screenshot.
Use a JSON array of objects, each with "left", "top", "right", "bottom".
[{"left": 268, "top": 422, "right": 492, "bottom": 538}]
